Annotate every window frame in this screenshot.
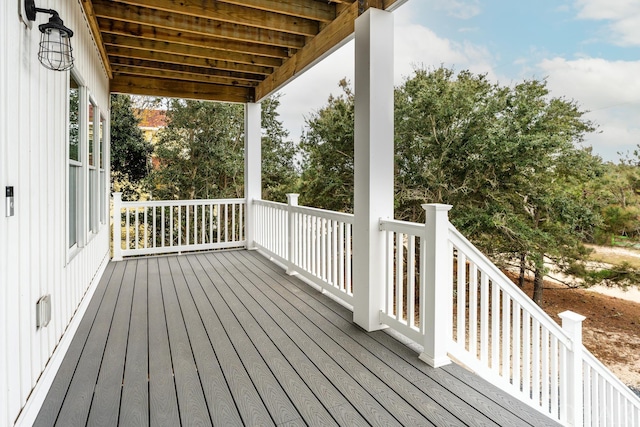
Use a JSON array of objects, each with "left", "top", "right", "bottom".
[
  {"left": 87, "top": 96, "right": 99, "bottom": 236},
  {"left": 67, "top": 71, "right": 85, "bottom": 260}
]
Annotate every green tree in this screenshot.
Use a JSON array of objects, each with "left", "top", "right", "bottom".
[
  {"left": 261, "top": 95, "right": 299, "bottom": 202},
  {"left": 394, "top": 68, "right": 600, "bottom": 304},
  {"left": 110, "top": 94, "right": 153, "bottom": 183},
  {"left": 300, "top": 68, "right": 602, "bottom": 305},
  {"left": 299, "top": 79, "right": 355, "bottom": 212},
  {"left": 147, "top": 97, "right": 296, "bottom": 201}
]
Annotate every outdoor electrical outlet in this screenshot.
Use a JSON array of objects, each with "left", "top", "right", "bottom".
[{"left": 5, "top": 186, "right": 14, "bottom": 217}]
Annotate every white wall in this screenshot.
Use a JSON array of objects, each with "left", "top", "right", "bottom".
[{"left": 0, "top": 1, "right": 111, "bottom": 425}]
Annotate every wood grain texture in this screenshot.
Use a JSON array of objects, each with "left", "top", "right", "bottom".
[
  {"left": 36, "top": 253, "right": 562, "bottom": 427},
  {"left": 32, "top": 262, "right": 118, "bottom": 427},
  {"left": 170, "top": 256, "right": 244, "bottom": 426},
  {"left": 119, "top": 258, "right": 149, "bottom": 426},
  {"left": 85, "top": 260, "right": 137, "bottom": 427},
  {"left": 193, "top": 254, "right": 339, "bottom": 426},
  {"left": 147, "top": 258, "right": 180, "bottom": 427},
  {"left": 157, "top": 257, "right": 212, "bottom": 427},
  {"left": 53, "top": 260, "right": 132, "bottom": 427}
]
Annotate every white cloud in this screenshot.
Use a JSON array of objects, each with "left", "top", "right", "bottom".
[
  {"left": 431, "top": 0, "right": 482, "bottom": 20},
  {"left": 539, "top": 57, "right": 640, "bottom": 160},
  {"left": 574, "top": 0, "right": 640, "bottom": 45}
]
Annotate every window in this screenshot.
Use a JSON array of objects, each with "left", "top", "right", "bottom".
[
  {"left": 99, "top": 114, "right": 107, "bottom": 225},
  {"left": 68, "top": 75, "right": 81, "bottom": 249},
  {"left": 88, "top": 100, "right": 98, "bottom": 234}
]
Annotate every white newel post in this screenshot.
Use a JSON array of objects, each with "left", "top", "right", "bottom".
[
  {"left": 286, "top": 193, "right": 299, "bottom": 275},
  {"left": 352, "top": 7, "right": 394, "bottom": 332},
  {"left": 244, "top": 102, "right": 262, "bottom": 249},
  {"left": 112, "top": 192, "right": 123, "bottom": 261},
  {"left": 559, "top": 310, "right": 585, "bottom": 427},
  {"left": 419, "top": 203, "right": 453, "bottom": 368}
]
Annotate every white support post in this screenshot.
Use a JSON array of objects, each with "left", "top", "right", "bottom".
[
  {"left": 559, "top": 310, "right": 586, "bottom": 427},
  {"left": 286, "top": 193, "right": 299, "bottom": 275},
  {"left": 244, "top": 102, "right": 261, "bottom": 250},
  {"left": 419, "top": 203, "right": 453, "bottom": 368},
  {"left": 352, "top": 8, "right": 394, "bottom": 332},
  {"left": 112, "top": 192, "right": 123, "bottom": 261}
]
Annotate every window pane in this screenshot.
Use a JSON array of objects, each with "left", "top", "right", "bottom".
[
  {"left": 100, "top": 171, "right": 106, "bottom": 224},
  {"left": 89, "top": 169, "right": 97, "bottom": 232},
  {"left": 88, "top": 102, "right": 95, "bottom": 166},
  {"left": 69, "top": 77, "right": 79, "bottom": 162},
  {"left": 69, "top": 165, "right": 78, "bottom": 247},
  {"left": 99, "top": 115, "right": 105, "bottom": 169}
]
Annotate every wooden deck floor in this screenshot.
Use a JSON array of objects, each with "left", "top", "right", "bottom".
[{"left": 34, "top": 250, "right": 558, "bottom": 426}]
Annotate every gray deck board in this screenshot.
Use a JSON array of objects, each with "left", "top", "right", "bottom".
[
  {"left": 158, "top": 257, "right": 212, "bottom": 427},
  {"left": 33, "top": 262, "right": 118, "bottom": 427},
  {"left": 36, "top": 250, "right": 562, "bottom": 427},
  {"left": 120, "top": 258, "right": 150, "bottom": 426},
  {"left": 147, "top": 257, "right": 180, "bottom": 427},
  {"left": 85, "top": 259, "right": 137, "bottom": 427}
]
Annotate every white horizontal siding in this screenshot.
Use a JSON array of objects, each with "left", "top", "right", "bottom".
[{"left": 0, "top": 1, "right": 110, "bottom": 425}]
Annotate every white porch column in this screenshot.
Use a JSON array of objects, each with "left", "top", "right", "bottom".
[
  {"left": 112, "top": 192, "right": 123, "bottom": 261},
  {"left": 419, "top": 203, "right": 453, "bottom": 368},
  {"left": 244, "top": 102, "right": 261, "bottom": 249},
  {"left": 559, "top": 311, "right": 586, "bottom": 427},
  {"left": 352, "top": 8, "right": 394, "bottom": 331}
]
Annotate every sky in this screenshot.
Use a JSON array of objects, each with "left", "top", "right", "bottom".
[{"left": 274, "top": 0, "right": 640, "bottom": 163}]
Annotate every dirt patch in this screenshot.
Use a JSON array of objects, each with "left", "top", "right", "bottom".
[{"left": 517, "top": 277, "right": 640, "bottom": 390}]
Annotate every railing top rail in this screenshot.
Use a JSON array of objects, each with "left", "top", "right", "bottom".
[
  {"left": 583, "top": 348, "right": 640, "bottom": 406},
  {"left": 379, "top": 218, "right": 424, "bottom": 236},
  {"left": 255, "top": 199, "right": 354, "bottom": 223},
  {"left": 119, "top": 198, "right": 246, "bottom": 208},
  {"left": 448, "top": 223, "right": 572, "bottom": 346}
]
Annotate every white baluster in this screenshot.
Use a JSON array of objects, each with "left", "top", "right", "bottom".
[{"left": 112, "top": 192, "right": 123, "bottom": 261}]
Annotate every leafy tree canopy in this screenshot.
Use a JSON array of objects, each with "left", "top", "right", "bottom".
[
  {"left": 147, "top": 96, "right": 296, "bottom": 202},
  {"left": 110, "top": 94, "right": 153, "bottom": 183}
]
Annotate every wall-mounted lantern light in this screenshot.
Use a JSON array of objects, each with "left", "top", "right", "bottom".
[{"left": 25, "top": 0, "right": 74, "bottom": 71}]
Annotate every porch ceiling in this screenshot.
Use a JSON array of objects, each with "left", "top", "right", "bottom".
[{"left": 81, "top": 0, "right": 404, "bottom": 103}]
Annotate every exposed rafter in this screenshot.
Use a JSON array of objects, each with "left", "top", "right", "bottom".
[{"left": 77, "top": 0, "right": 405, "bottom": 101}]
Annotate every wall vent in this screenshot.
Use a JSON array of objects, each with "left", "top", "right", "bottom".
[{"left": 36, "top": 294, "right": 51, "bottom": 328}]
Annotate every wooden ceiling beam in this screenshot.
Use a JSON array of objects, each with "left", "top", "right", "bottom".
[
  {"left": 255, "top": 1, "right": 357, "bottom": 100},
  {"left": 107, "top": 47, "right": 273, "bottom": 75},
  {"left": 112, "top": 65, "right": 257, "bottom": 87},
  {"left": 109, "top": 57, "right": 263, "bottom": 83},
  {"left": 255, "top": 0, "right": 406, "bottom": 100},
  {"left": 103, "top": 34, "right": 283, "bottom": 68},
  {"left": 99, "top": 20, "right": 291, "bottom": 59},
  {"left": 79, "top": 0, "right": 112, "bottom": 78},
  {"left": 92, "top": 0, "right": 306, "bottom": 49},
  {"left": 111, "top": 75, "right": 254, "bottom": 103},
  {"left": 111, "top": 0, "right": 319, "bottom": 36},
  {"left": 215, "top": 0, "right": 336, "bottom": 22}
]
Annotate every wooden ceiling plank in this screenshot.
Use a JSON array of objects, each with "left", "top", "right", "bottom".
[
  {"left": 107, "top": 47, "right": 272, "bottom": 75},
  {"left": 103, "top": 34, "right": 282, "bottom": 68},
  {"left": 255, "top": 1, "right": 357, "bottom": 100},
  {"left": 110, "top": 75, "right": 254, "bottom": 103},
  {"left": 109, "top": 57, "right": 264, "bottom": 83},
  {"left": 92, "top": 0, "right": 306, "bottom": 49},
  {"left": 256, "top": 0, "right": 406, "bottom": 99},
  {"left": 112, "top": 0, "right": 319, "bottom": 36},
  {"left": 112, "top": 65, "right": 257, "bottom": 87},
  {"left": 216, "top": 0, "right": 336, "bottom": 22},
  {"left": 99, "top": 20, "right": 290, "bottom": 59},
  {"left": 79, "top": 0, "right": 112, "bottom": 78}
]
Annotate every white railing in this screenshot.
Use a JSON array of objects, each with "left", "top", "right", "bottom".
[
  {"left": 112, "top": 193, "right": 245, "bottom": 260},
  {"left": 379, "top": 204, "right": 640, "bottom": 426},
  {"left": 253, "top": 196, "right": 354, "bottom": 305},
  {"left": 378, "top": 219, "right": 425, "bottom": 344},
  {"left": 583, "top": 350, "right": 640, "bottom": 426}
]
